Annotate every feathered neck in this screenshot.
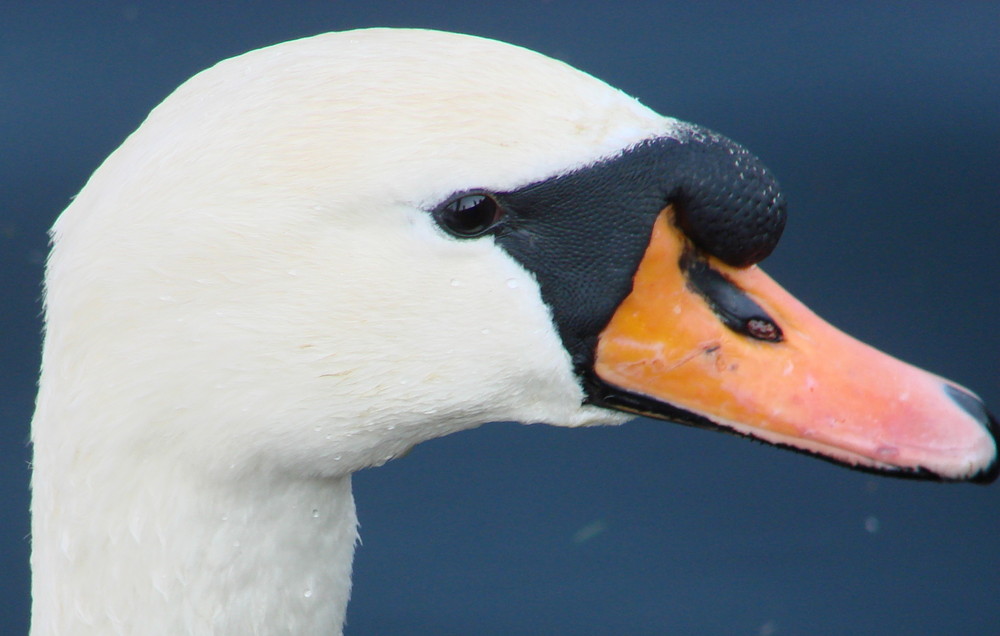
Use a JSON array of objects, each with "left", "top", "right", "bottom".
[{"left": 31, "top": 451, "right": 358, "bottom": 635}]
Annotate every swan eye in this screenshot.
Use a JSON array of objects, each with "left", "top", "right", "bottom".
[{"left": 435, "top": 192, "right": 504, "bottom": 237}]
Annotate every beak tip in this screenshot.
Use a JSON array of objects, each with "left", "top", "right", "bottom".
[{"left": 943, "top": 384, "right": 999, "bottom": 484}]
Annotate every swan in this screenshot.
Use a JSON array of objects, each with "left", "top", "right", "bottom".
[{"left": 31, "top": 28, "right": 997, "bottom": 635}]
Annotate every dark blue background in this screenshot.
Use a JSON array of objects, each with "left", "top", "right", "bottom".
[{"left": 3, "top": 3, "right": 998, "bottom": 634}]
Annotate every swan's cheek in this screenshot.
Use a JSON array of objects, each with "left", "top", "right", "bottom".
[{"left": 222, "top": 210, "right": 610, "bottom": 475}]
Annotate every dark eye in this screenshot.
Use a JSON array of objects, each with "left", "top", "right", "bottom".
[{"left": 434, "top": 192, "right": 504, "bottom": 238}]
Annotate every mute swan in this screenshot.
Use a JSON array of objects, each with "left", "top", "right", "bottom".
[{"left": 31, "top": 28, "right": 997, "bottom": 635}]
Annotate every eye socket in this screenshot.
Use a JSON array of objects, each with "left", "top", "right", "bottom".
[{"left": 434, "top": 192, "right": 504, "bottom": 238}]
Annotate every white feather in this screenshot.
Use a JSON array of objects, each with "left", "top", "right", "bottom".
[{"left": 31, "top": 29, "right": 676, "bottom": 634}]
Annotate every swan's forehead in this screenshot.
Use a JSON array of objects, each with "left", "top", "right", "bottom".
[{"left": 170, "top": 29, "right": 674, "bottom": 205}]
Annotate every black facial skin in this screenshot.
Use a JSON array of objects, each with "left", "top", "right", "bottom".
[
  {"left": 435, "top": 124, "right": 786, "bottom": 372},
  {"left": 430, "top": 124, "right": 998, "bottom": 483}
]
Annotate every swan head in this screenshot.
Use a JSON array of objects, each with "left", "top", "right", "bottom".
[
  {"left": 31, "top": 27, "right": 997, "bottom": 636},
  {"left": 37, "top": 28, "right": 995, "bottom": 489}
]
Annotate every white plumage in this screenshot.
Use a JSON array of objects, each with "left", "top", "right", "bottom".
[{"left": 31, "top": 29, "right": 672, "bottom": 634}]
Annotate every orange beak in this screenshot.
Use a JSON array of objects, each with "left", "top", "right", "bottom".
[{"left": 592, "top": 208, "right": 997, "bottom": 482}]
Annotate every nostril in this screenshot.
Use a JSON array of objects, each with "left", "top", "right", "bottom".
[
  {"left": 680, "top": 248, "right": 783, "bottom": 342},
  {"left": 944, "top": 384, "right": 999, "bottom": 484}
]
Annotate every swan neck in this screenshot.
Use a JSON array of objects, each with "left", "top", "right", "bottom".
[{"left": 31, "top": 460, "right": 358, "bottom": 635}]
